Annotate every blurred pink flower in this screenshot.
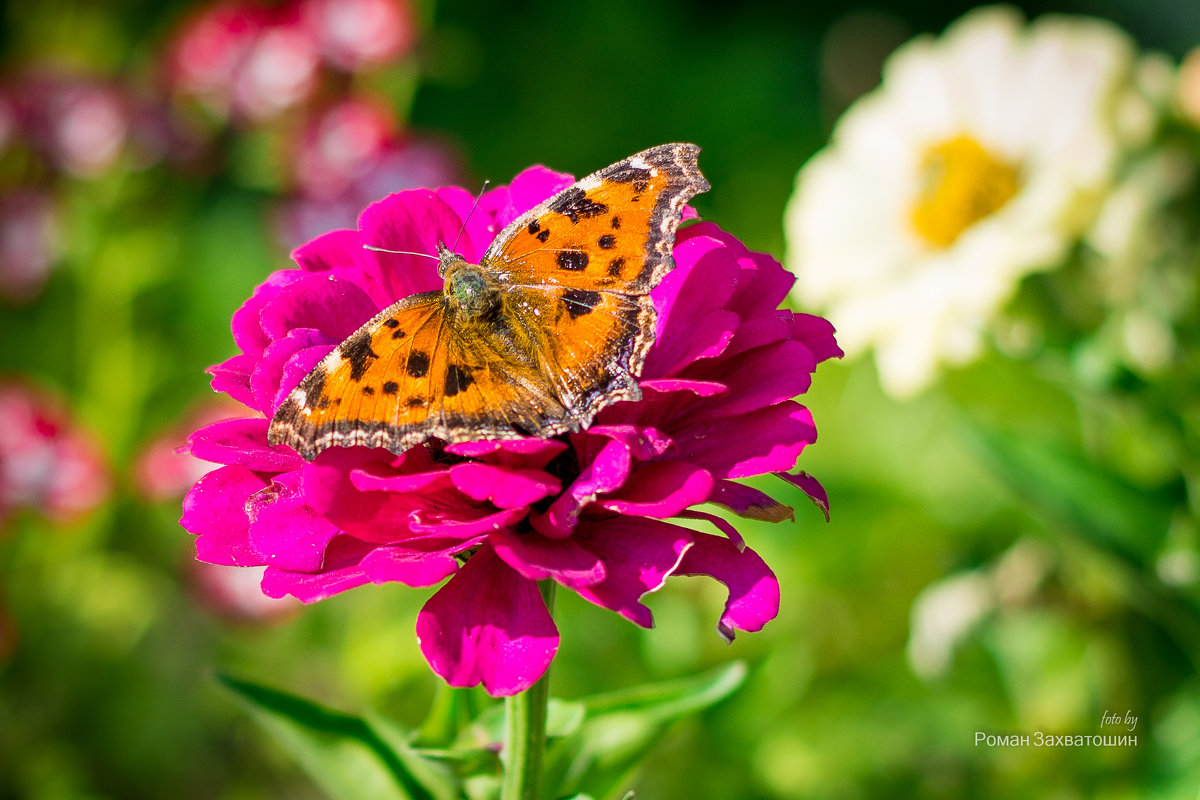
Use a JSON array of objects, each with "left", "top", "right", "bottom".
[
  {"left": 276, "top": 101, "right": 460, "bottom": 247},
  {"left": 301, "top": 0, "right": 416, "bottom": 72},
  {"left": 167, "top": 0, "right": 416, "bottom": 123},
  {"left": 167, "top": 0, "right": 319, "bottom": 121},
  {"left": 292, "top": 98, "right": 398, "bottom": 198},
  {"left": 134, "top": 401, "right": 247, "bottom": 501},
  {"left": 189, "top": 560, "right": 299, "bottom": 622},
  {"left": 0, "top": 381, "right": 110, "bottom": 528},
  {"left": 182, "top": 163, "right": 839, "bottom": 695},
  {"left": 0, "top": 191, "right": 61, "bottom": 304}
]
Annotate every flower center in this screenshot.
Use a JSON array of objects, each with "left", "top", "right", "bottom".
[{"left": 910, "top": 136, "right": 1020, "bottom": 248}]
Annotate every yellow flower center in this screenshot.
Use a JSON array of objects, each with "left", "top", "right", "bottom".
[{"left": 910, "top": 136, "right": 1020, "bottom": 248}]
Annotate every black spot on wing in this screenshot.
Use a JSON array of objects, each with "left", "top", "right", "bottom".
[
  {"left": 362, "top": 386, "right": 375, "bottom": 396},
  {"left": 527, "top": 219, "right": 540, "bottom": 235},
  {"left": 406, "top": 396, "right": 426, "bottom": 408},
  {"left": 611, "top": 216, "right": 621, "bottom": 229},
  {"left": 302, "top": 370, "right": 327, "bottom": 408},
  {"left": 607, "top": 164, "right": 653, "bottom": 185},
  {"left": 548, "top": 187, "right": 608, "bottom": 223},
  {"left": 607, "top": 257, "right": 626, "bottom": 277},
  {"left": 382, "top": 381, "right": 399, "bottom": 395},
  {"left": 341, "top": 330, "right": 379, "bottom": 381},
  {"left": 407, "top": 351, "right": 430, "bottom": 378},
  {"left": 556, "top": 250, "right": 589, "bottom": 271},
  {"left": 383, "top": 318, "right": 400, "bottom": 328},
  {"left": 444, "top": 364, "right": 474, "bottom": 397},
  {"left": 598, "top": 234, "right": 616, "bottom": 249},
  {"left": 536, "top": 228, "right": 551, "bottom": 243},
  {"left": 562, "top": 289, "right": 601, "bottom": 319}
]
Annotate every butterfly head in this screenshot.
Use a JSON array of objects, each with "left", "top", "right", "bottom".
[{"left": 438, "top": 243, "right": 499, "bottom": 322}]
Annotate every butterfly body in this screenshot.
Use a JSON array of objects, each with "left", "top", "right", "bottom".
[{"left": 269, "top": 143, "right": 710, "bottom": 461}]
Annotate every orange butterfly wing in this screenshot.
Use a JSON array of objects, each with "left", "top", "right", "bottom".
[
  {"left": 269, "top": 294, "right": 569, "bottom": 460},
  {"left": 480, "top": 143, "right": 710, "bottom": 421},
  {"left": 268, "top": 144, "right": 709, "bottom": 460}
]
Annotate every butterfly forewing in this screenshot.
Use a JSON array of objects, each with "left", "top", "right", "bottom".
[
  {"left": 482, "top": 143, "right": 710, "bottom": 420},
  {"left": 484, "top": 143, "right": 710, "bottom": 296}
]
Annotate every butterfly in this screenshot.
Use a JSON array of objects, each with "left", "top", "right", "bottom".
[{"left": 268, "top": 143, "right": 710, "bottom": 461}]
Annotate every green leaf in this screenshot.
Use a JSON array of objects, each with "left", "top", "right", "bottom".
[
  {"left": 963, "top": 424, "right": 1173, "bottom": 568},
  {"left": 545, "top": 662, "right": 747, "bottom": 800},
  {"left": 217, "top": 674, "right": 446, "bottom": 800}
]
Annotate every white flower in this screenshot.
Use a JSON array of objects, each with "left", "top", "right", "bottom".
[{"left": 785, "top": 6, "right": 1158, "bottom": 396}]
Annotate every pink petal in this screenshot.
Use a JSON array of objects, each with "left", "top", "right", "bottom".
[
  {"left": 258, "top": 273, "right": 378, "bottom": 343},
  {"left": 585, "top": 424, "right": 673, "bottom": 460},
  {"left": 676, "top": 533, "right": 779, "bottom": 641},
  {"left": 291, "top": 228, "right": 394, "bottom": 309},
  {"left": 207, "top": 353, "right": 258, "bottom": 410},
  {"left": 408, "top": 506, "right": 528, "bottom": 537},
  {"left": 791, "top": 313, "right": 844, "bottom": 363},
  {"left": 639, "top": 378, "right": 727, "bottom": 398},
  {"left": 186, "top": 417, "right": 304, "bottom": 472},
  {"left": 571, "top": 517, "right": 693, "bottom": 628},
  {"left": 720, "top": 312, "right": 793, "bottom": 360},
  {"left": 445, "top": 438, "right": 567, "bottom": 469},
  {"left": 291, "top": 228, "right": 360, "bottom": 273},
  {"left": 709, "top": 480, "right": 795, "bottom": 523},
  {"left": 275, "top": 343, "right": 337, "bottom": 409},
  {"left": 252, "top": 327, "right": 337, "bottom": 414},
  {"left": 490, "top": 529, "right": 605, "bottom": 587},
  {"left": 674, "top": 402, "right": 816, "bottom": 479},
  {"left": 350, "top": 464, "right": 453, "bottom": 493},
  {"left": 245, "top": 474, "right": 341, "bottom": 572},
  {"left": 691, "top": 340, "right": 816, "bottom": 418},
  {"left": 262, "top": 535, "right": 461, "bottom": 602},
  {"left": 532, "top": 438, "right": 630, "bottom": 538},
  {"left": 596, "top": 461, "right": 713, "bottom": 518},
  {"left": 776, "top": 470, "right": 830, "bottom": 522},
  {"left": 416, "top": 546, "right": 559, "bottom": 696},
  {"left": 181, "top": 465, "right": 269, "bottom": 567},
  {"left": 450, "top": 462, "right": 560, "bottom": 509},
  {"left": 675, "top": 509, "right": 745, "bottom": 550},
  {"left": 231, "top": 270, "right": 308, "bottom": 354},
  {"left": 357, "top": 189, "right": 469, "bottom": 299}
]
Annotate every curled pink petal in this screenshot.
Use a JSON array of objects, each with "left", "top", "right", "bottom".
[
  {"left": 491, "top": 529, "right": 605, "bottom": 587},
  {"left": 416, "top": 546, "right": 558, "bottom": 696},
  {"left": 676, "top": 532, "right": 779, "bottom": 642},
  {"left": 182, "top": 465, "right": 267, "bottom": 567},
  {"left": 450, "top": 462, "right": 560, "bottom": 509},
  {"left": 708, "top": 480, "right": 795, "bottom": 523},
  {"left": 571, "top": 517, "right": 693, "bottom": 628},
  {"left": 186, "top": 417, "right": 303, "bottom": 472},
  {"left": 597, "top": 461, "right": 713, "bottom": 518},
  {"left": 534, "top": 438, "right": 631, "bottom": 538},
  {"left": 776, "top": 470, "right": 830, "bottom": 522}
]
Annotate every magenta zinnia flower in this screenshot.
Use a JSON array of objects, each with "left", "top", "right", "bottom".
[{"left": 182, "top": 163, "right": 840, "bottom": 695}]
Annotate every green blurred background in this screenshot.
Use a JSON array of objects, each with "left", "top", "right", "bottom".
[{"left": 2, "top": 0, "right": 1200, "bottom": 797}]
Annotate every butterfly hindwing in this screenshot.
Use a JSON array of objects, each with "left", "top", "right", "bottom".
[{"left": 269, "top": 293, "right": 575, "bottom": 458}]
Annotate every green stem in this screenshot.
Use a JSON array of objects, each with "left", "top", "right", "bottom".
[{"left": 501, "top": 580, "right": 556, "bottom": 800}]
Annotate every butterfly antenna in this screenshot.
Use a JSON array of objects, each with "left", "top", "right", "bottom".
[
  {"left": 362, "top": 245, "right": 440, "bottom": 260},
  {"left": 450, "top": 180, "right": 490, "bottom": 255}
]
